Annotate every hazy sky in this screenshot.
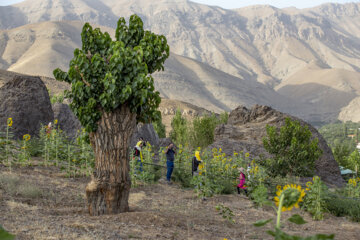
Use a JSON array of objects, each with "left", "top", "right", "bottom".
[{"left": 0, "top": 0, "right": 359, "bottom": 8}]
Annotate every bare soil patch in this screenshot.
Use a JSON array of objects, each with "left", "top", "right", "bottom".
[{"left": 0, "top": 165, "right": 359, "bottom": 240}]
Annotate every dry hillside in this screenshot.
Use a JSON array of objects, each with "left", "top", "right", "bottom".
[
  {"left": 0, "top": 21, "right": 309, "bottom": 119},
  {"left": 1, "top": 0, "right": 360, "bottom": 85},
  {"left": 1, "top": 0, "right": 360, "bottom": 122}
]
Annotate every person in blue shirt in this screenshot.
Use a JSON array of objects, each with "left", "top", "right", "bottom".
[{"left": 165, "top": 143, "right": 176, "bottom": 184}]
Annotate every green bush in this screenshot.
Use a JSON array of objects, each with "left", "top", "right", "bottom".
[
  {"left": 0, "top": 225, "right": 15, "bottom": 240},
  {"left": 325, "top": 194, "right": 360, "bottom": 222},
  {"left": 172, "top": 166, "right": 193, "bottom": 188},
  {"left": 170, "top": 109, "right": 188, "bottom": 147},
  {"left": 250, "top": 184, "right": 269, "bottom": 207},
  {"left": 263, "top": 117, "right": 322, "bottom": 177},
  {"left": 153, "top": 115, "right": 166, "bottom": 138},
  {"left": 189, "top": 113, "right": 218, "bottom": 149}
]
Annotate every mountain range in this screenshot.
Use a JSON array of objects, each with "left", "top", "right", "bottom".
[{"left": 0, "top": 0, "right": 360, "bottom": 124}]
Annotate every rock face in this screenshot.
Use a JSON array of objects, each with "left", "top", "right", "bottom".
[
  {"left": 130, "top": 123, "right": 160, "bottom": 149},
  {"left": 52, "top": 103, "right": 82, "bottom": 139},
  {"left": 0, "top": 75, "right": 53, "bottom": 139},
  {"left": 209, "top": 105, "right": 343, "bottom": 186}
]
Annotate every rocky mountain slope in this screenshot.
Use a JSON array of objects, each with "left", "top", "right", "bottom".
[
  {"left": 0, "top": 21, "right": 310, "bottom": 119},
  {"left": 1, "top": 0, "right": 360, "bottom": 83},
  {"left": 0, "top": 0, "right": 360, "bottom": 123}
]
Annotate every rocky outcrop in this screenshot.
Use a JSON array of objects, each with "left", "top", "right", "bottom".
[
  {"left": 209, "top": 105, "right": 343, "bottom": 186},
  {"left": 52, "top": 103, "right": 82, "bottom": 139},
  {"left": 0, "top": 75, "right": 53, "bottom": 139},
  {"left": 130, "top": 123, "right": 160, "bottom": 149}
]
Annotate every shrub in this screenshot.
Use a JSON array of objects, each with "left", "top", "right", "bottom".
[
  {"left": 325, "top": 194, "right": 360, "bottom": 222},
  {"left": 219, "top": 111, "right": 229, "bottom": 124},
  {"left": 250, "top": 184, "right": 269, "bottom": 207},
  {"left": 263, "top": 117, "right": 322, "bottom": 177},
  {"left": 170, "top": 109, "right": 188, "bottom": 146},
  {"left": 17, "top": 183, "right": 43, "bottom": 199},
  {"left": 153, "top": 115, "right": 166, "bottom": 138},
  {"left": 0, "top": 225, "right": 15, "bottom": 240},
  {"left": 189, "top": 113, "right": 218, "bottom": 149},
  {"left": 0, "top": 174, "right": 20, "bottom": 196}
]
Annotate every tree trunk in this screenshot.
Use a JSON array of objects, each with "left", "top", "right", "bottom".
[{"left": 86, "top": 104, "right": 136, "bottom": 215}]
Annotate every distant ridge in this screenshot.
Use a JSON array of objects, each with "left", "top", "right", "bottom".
[{"left": 1, "top": 0, "right": 360, "bottom": 122}]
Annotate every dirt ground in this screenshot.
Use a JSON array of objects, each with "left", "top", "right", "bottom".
[{"left": 0, "top": 165, "right": 359, "bottom": 240}]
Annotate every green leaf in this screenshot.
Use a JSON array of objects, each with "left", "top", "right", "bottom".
[
  {"left": 288, "top": 214, "right": 307, "bottom": 225},
  {"left": 0, "top": 225, "right": 15, "bottom": 240},
  {"left": 253, "top": 218, "right": 272, "bottom": 227},
  {"left": 305, "top": 234, "right": 335, "bottom": 240},
  {"left": 266, "top": 230, "right": 276, "bottom": 237}
]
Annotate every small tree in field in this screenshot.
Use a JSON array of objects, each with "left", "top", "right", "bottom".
[
  {"left": 262, "top": 118, "right": 322, "bottom": 177},
  {"left": 53, "top": 15, "right": 169, "bottom": 215},
  {"left": 170, "top": 109, "right": 188, "bottom": 146}
]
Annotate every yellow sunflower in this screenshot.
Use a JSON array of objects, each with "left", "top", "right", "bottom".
[
  {"left": 7, "top": 117, "right": 13, "bottom": 127},
  {"left": 245, "top": 152, "right": 250, "bottom": 158},
  {"left": 274, "top": 184, "right": 306, "bottom": 212},
  {"left": 348, "top": 178, "right": 357, "bottom": 187},
  {"left": 23, "top": 134, "right": 31, "bottom": 141}
]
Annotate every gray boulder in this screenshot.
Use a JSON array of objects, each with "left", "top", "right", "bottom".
[
  {"left": 209, "top": 105, "right": 344, "bottom": 187},
  {"left": 130, "top": 123, "right": 160, "bottom": 148},
  {"left": 52, "top": 103, "right": 82, "bottom": 139},
  {"left": 0, "top": 75, "right": 53, "bottom": 139}
]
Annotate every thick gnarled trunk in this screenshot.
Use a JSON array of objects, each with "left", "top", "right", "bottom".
[{"left": 86, "top": 105, "right": 136, "bottom": 215}]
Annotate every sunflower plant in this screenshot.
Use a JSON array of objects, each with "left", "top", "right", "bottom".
[
  {"left": 303, "top": 176, "right": 329, "bottom": 220},
  {"left": 18, "top": 134, "right": 31, "bottom": 166},
  {"left": 346, "top": 178, "right": 360, "bottom": 198},
  {"left": 254, "top": 184, "right": 335, "bottom": 240}
]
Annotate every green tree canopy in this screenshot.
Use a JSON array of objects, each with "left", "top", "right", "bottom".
[
  {"left": 170, "top": 109, "right": 188, "bottom": 146},
  {"left": 53, "top": 15, "right": 170, "bottom": 132},
  {"left": 263, "top": 118, "right": 322, "bottom": 177}
]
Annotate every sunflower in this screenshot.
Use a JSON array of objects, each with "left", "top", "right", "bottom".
[
  {"left": 348, "top": 178, "right": 357, "bottom": 187},
  {"left": 7, "top": 118, "right": 13, "bottom": 127},
  {"left": 306, "top": 181, "right": 312, "bottom": 191},
  {"left": 23, "top": 134, "right": 31, "bottom": 141},
  {"left": 274, "top": 184, "right": 306, "bottom": 212},
  {"left": 245, "top": 152, "right": 250, "bottom": 158}
]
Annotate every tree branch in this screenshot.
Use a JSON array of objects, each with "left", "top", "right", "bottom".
[{"left": 75, "top": 65, "right": 91, "bottom": 87}]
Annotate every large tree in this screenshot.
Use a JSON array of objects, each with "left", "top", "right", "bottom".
[{"left": 54, "top": 15, "right": 169, "bottom": 215}]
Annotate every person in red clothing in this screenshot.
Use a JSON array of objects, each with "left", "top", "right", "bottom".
[{"left": 237, "top": 167, "right": 248, "bottom": 196}]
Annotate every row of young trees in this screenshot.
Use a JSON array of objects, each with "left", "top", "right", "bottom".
[{"left": 168, "top": 110, "right": 228, "bottom": 149}]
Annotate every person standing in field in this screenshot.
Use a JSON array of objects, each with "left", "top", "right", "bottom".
[
  {"left": 134, "top": 137, "right": 145, "bottom": 172},
  {"left": 165, "top": 143, "right": 176, "bottom": 184},
  {"left": 192, "top": 151, "right": 202, "bottom": 176}
]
